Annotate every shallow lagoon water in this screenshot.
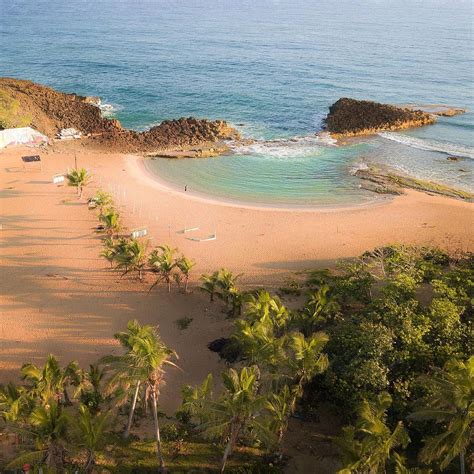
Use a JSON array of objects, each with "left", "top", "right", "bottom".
[{"left": 2, "top": 0, "right": 473, "bottom": 205}]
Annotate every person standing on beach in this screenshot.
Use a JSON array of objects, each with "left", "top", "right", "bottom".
[{"left": 185, "top": 185, "right": 187, "bottom": 192}]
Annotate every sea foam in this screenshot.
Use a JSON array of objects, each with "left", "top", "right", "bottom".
[
  {"left": 379, "top": 132, "right": 474, "bottom": 159},
  {"left": 231, "top": 133, "right": 337, "bottom": 159}
]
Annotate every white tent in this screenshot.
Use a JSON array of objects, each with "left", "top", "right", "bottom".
[{"left": 0, "top": 127, "right": 49, "bottom": 149}]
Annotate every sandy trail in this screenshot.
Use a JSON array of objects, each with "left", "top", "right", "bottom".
[{"left": 0, "top": 144, "right": 473, "bottom": 414}]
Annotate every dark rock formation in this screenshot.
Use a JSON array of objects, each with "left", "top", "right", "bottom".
[
  {"left": 0, "top": 77, "right": 240, "bottom": 154},
  {"left": 324, "top": 98, "right": 436, "bottom": 136}
]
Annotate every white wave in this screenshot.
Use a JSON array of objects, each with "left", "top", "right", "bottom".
[
  {"left": 99, "top": 103, "right": 118, "bottom": 117},
  {"left": 349, "top": 161, "right": 369, "bottom": 175},
  {"left": 379, "top": 132, "right": 474, "bottom": 159},
  {"left": 231, "top": 134, "right": 337, "bottom": 159}
]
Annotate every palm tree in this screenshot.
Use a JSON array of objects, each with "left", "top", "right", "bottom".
[
  {"left": 245, "top": 290, "right": 289, "bottom": 331},
  {"left": 287, "top": 331, "right": 329, "bottom": 403},
  {"left": 102, "top": 320, "right": 178, "bottom": 471},
  {"left": 149, "top": 245, "right": 177, "bottom": 293},
  {"left": 176, "top": 256, "right": 195, "bottom": 292},
  {"left": 0, "top": 383, "right": 32, "bottom": 424},
  {"left": 21, "top": 355, "right": 82, "bottom": 406},
  {"left": 66, "top": 168, "right": 91, "bottom": 199},
  {"left": 335, "top": 392, "right": 410, "bottom": 473},
  {"left": 7, "top": 401, "right": 69, "bottom": 472},
  {"left": 263, "top": 384, "right": 294, "bottom": 445},
  {"left": 301, "top": 284, "right": 341, "bottom": 333},
  {"left": 74, "top": 404, "right": 111, "bottom": 473},
  {"left": 99, "top": 208, "right": 122, "bottom": 236},
  {"left": 91, "top": 189, "right": 114, "bottom": 216},
  {"left": 411, "top": 356, "right": 473, "bottom": 474},
  {"left": 215, "top": 269, "right": 242, "bottom": 307},
  {"left": 115, "top": 238, "right": 149, "bottom": 281},
  {"left": 200, "top": 271, "right": 220, "bottom": 302},
  {"left": 185, "top": 366, "right": 265, "bottom": 473}
]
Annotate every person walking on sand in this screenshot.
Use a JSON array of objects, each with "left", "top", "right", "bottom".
[{"left": 185, "top": 185, "right": 187, "bottom": 192}]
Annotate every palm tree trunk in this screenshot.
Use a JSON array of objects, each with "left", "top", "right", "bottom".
[
  {"left": 151, "top": 390, "right": 166, "bottom": 471},
  {"left": 167, "top": 278, "right": 171, "bottom": 293},
  {"left": 460, "top": 451, "right": 465, "bottom": 474},
  {"left": 185, "top": 276, "right": 189, "bottom": 292},
  {"left": 124, "top": 381, "right": 141, "bottom": 438},
  {"left": 220, "top": 422, "right": 240, "bottom": 473},
  {"left": 85, "top": 449, "right": 95, "bottom": 473}
]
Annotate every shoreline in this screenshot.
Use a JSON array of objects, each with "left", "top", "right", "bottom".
[{"left": 135, "top": 155, "right": 390, "bottom": 213}]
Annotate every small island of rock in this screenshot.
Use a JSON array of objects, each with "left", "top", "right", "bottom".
[{"left": 324, "top": 98, "right": 436, "bottom": 137}]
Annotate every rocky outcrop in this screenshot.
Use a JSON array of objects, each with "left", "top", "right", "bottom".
[
  {"left": 324, "top": 98, "right": 436, "bottom": 137},
  {"left": 403, "top": 104, "right": 466, "bottom": 117},
  {"left": 0, "top": 78, "right": 121, "bottom": 136},
  {"left": 354, "top": 166, "right": 474, "bottom": 201},
  {"left": 0, "top": 78, "right": 240, "bottom": 155}
]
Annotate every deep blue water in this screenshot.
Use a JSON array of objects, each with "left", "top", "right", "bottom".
[{"left": 2, "top": 0, "right": 473, "bottom": 205}]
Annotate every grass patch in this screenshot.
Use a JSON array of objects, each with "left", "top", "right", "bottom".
[
  {"left": 0, "top": 90, "right": 31, "bottom": 129},
  {"left": 176, "top": 316, "right": 193, "bottom": 330}
]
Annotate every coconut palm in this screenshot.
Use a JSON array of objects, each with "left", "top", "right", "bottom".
[
  {"left": 263, "top": 384, "right": 294, "bottom": 445},
  {"left": 411, "top": 356, "right": 473, "bottom": 474},
  {"left": 99, "top": 208, "right": 122, "bottom": 235},
  {"left": 335, "top": 392, "right": 410, "bottom": 474},
  {"left": 286, "top": 331, "right": 329, "bottom": 402},
  {"left": 66, "top": 167, "right": 91, "bottom": 199},
  {"left": 74, "top": 404, "right": 111, "bottom": 473},
  {"left": 215, "top": 269, "right": 242, "bottom": 307},
  {"left": 176, "top": 255, "right": 196, "bottom": 292},
  {"left": 185, "top": 366, "right": 265, "bottom": 473},
  {"left": 149, "top": 245, "right": 177, "bottom": 293},
  {"left": 7, "top": 401, "right": 69, "bottom": 472},
  {"left": 0, "top": 383, "right": 32, "bottom": 424},
  {"left": 21, "top": 355, "right": 82, "bottom": 406},
  {"left": 200, "top": 271, "right": 220, "bottom": 302},
  {"left": 91, "top": 190, "right": 114, "bottom": 216},
  {"left": 301, "top": 284, "right": 341, "bottom": 333},
  {"left": 115, "top": 238, "right": 149, "bottom": 281},
  {"left": 245, "top": 290, "right": 289, "bottom": 331},
  {"left": 101, "top": 320, "right": 178, "bottom": 470}
]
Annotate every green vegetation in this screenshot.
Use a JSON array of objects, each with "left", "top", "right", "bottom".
[
  {"left": 2, "top": 183, "right": 472, "bottom": 473},
  {"left": 66, "top": 167, "right": 91, "bottom": 199},
  {"left": 196, "top": 245, "right": 473, "bottom": 472},
  {"left": 0, "top": 90, "right": 31, "bottom": 129}
]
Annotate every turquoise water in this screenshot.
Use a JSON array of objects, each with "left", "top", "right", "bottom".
[{"left": 2, "top": 0, "right": 473, "bottom": 205}]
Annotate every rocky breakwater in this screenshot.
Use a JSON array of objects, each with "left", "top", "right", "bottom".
[
  {"left": 90, "top": 117, "right": 240, "bottom": 154},
  {"left": 323, "top": 98, "right": 436, "bottom": 137}
]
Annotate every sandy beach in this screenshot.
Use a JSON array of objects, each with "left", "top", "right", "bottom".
[{"left": 1, "top": 144, "right": 473, "bottom": 407}]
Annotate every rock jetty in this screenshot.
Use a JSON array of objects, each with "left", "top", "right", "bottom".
[{"left": 324, "top": 98, "right": 436, "bottom": 137}]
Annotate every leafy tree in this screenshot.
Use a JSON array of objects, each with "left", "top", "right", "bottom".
[
  {"left": 335, "top": 392, "right": 410, "bottom": 473},
  {"left": 411, "top": 357, "right": 473, "bottom": 473},
  {"left": 66, "top": 168, "right": 91, "bottom": 198}
]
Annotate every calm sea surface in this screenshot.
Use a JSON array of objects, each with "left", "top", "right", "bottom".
[{"left": 2, "top": 0, "right": 473, "bottom": 205}]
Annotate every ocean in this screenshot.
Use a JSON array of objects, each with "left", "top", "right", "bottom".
[{"left": 2, "top": 0, "right": 473, "bottom": 205}]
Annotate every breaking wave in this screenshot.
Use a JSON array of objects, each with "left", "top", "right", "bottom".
[
  {"left": 379, "top": 132, "right": 474, "bottom": 159},
  {"left": 231, "top": 133, "right": 337, "bottom": 159}
]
